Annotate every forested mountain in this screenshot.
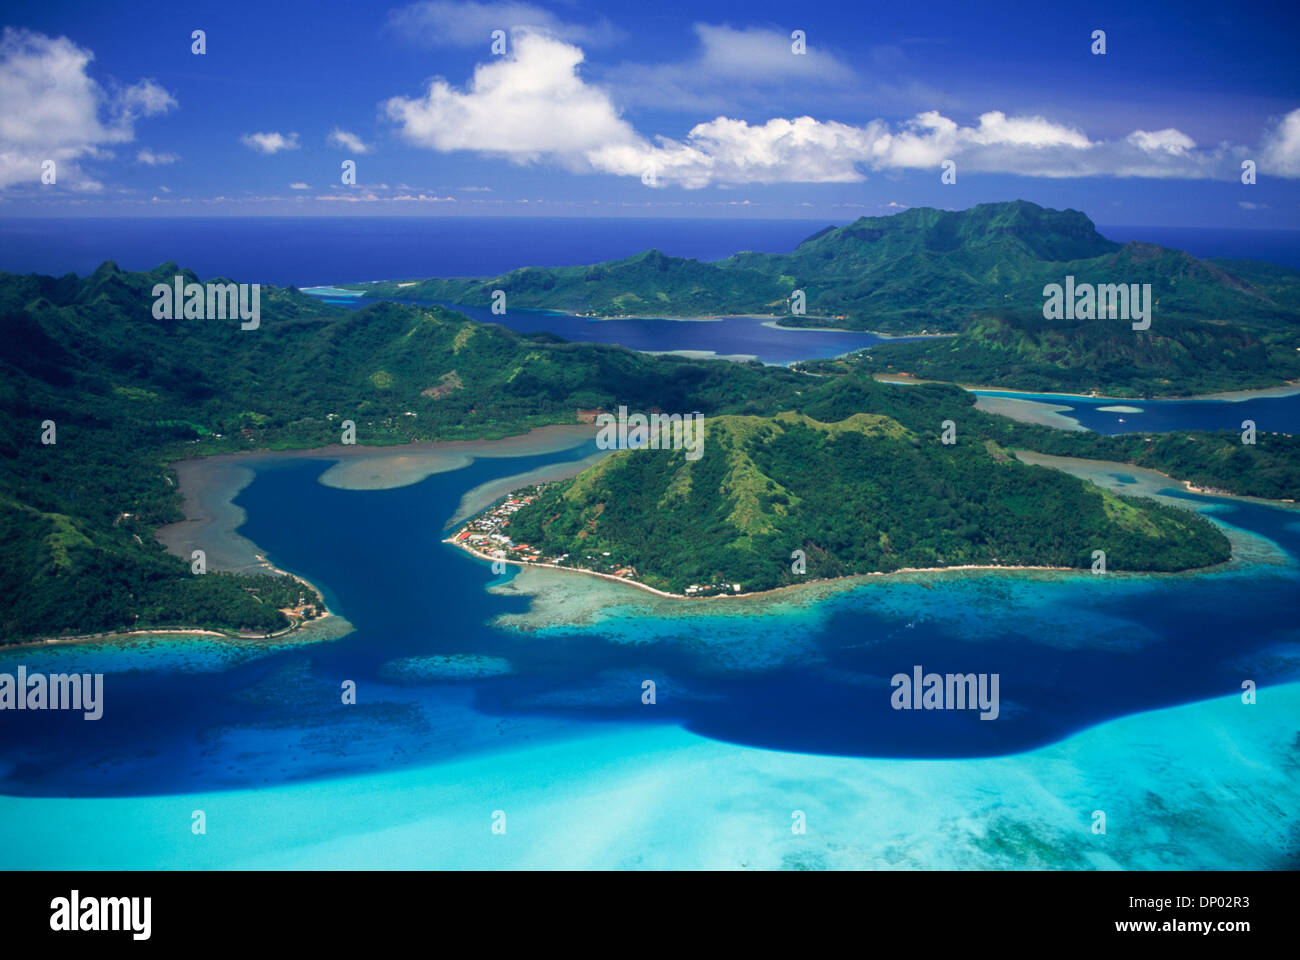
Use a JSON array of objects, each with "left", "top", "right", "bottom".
[
  {"left": 502, "top": 411, "right": 1232, "bottom": 594},
  {"left": 0, "top": 261, "right": 1294, "bottom": 640},
  {"left": 341, "top": 200, "right": 1300, "bottom": 396}
]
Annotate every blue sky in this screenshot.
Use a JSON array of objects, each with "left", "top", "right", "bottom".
[{"left": 2, "top": 0, "right": 1299, "bottom": 225}]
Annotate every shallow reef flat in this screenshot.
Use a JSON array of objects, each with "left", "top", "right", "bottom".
[
  {"left": 974, "top": 395, "right": 1087, "bottom": 431},
  {"left": 0, "top": 682, "right": 1293, "bottom": 869}
]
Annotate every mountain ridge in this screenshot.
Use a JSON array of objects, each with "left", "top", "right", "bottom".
[{"left": 337, "top": 200, "right": 1300, "bottom": 395}]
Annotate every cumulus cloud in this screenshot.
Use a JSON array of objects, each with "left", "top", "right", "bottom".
[
  {"left": 0, "top": 28, "right": 177, "bottom": 190},
  {"left": 1260, "top": 108, "right": 1300, "bottom": 177},
  {"left": 384, "top": 30, "right": 642, "bottom": 163},
  {"left": 136, "top": 148, "right": 178, "bottom": 165},
  {"left": 384, "top": 32, "right": 1300, "bottom": 187},
  {"left": 289, "top": 182, "right": 310, "bottom": 189},
  {"left": 387, "top": 1, "right": 620, "bottom": 48},
  {"left": 327, "top": 128, "right": 373, "bottom": 153},
  {"left": 240, "top": 131, "right": 301, "bottom": 154}
]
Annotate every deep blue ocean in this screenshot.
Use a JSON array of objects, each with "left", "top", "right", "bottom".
[
  {"left": 3, "top": 217, "right": 1299, "bottom": 283},
  {"left": 0, "top": 216, "right": 843, "bottom": 286}
]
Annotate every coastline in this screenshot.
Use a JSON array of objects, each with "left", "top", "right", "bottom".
[
  {"left": 763, "top": 320, "right": 957, "bottom": 339},
  {"left": 970, "top": 381, "right": 1300, "bottom": 402},
  {"left": 155, "top": 456, "right": 339, "bottom": 629},
  {"left": 178, "top": 423, "right": 598, "bottom": 490},
  {"left": 447, "top": 446, "right": 1297, "bottom": 613},
  {"left": 7, "top": 426, "right": 596, "bottom": 651},
  {"left": 447, "top": 449, "right": 608, "bottom": 528},
  {"left": 308, "top": 287, "right": 951, "bottom": 339},
  {"left": 972, "top": 394, "right": 1085, "bottom": 432},
  {"left": 4, "top": 612, "right": 355, "bottom": 653},
  {"left": 121, "top": 425, "right": 597, "bottom": 647},
  {"left": 446, "top": 535, "right": 1090, "bottom": 603},
  {"left": 158, "top": 423, "right": 598, "bottom": 565},
  {"left": 875, "top": 372, "right": 1300, "bottom": 403},
  {"left": 1014, "top": 449, "right": 1300, "bottom": 511}
]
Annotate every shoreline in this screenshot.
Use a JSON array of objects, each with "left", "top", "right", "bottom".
[
  {"left": 307, "top": 287, "right": 951, "bottom": 340},
  {"left": 1014, "top": 449, "right": 1300, "bottom": 509},
  {"left": 100, "top": 425, "right": 595, "bottom": 648},
  {"left": 175, "top": 422, "right": 598, "bottom": 473},
  {"left": 875, "top": 372, "right": 1300, "bottom": 403},
  {"left": 7, "top": 427, "right": 594, "bottom": 651},
  {"left": 5, "top": 607, "right": 352, "bottom": 653},
  {"left": 447, "top": 446, "right": 1294, "bottom": 609},
  {"left": 445, "top": 536, "right": 1099, "bottom": 603}
]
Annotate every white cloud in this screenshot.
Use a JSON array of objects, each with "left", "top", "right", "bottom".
[
  {"left": 117, "top": 79, "right": 177, "bottom": 120},
  {"left": 1126, "top": 128, "right": 1196, "bottom": 156},
  {"left": 384, "top": 30, "right": 642, "bottom": 164},
  {"left": 1260, "top": 108, "right": 1300, "bottom": 177},
  {"left": 240, "top": 131, "right": 300, "bottom": 154},
  {"left": 0, "top": 28, "right": 177, "bottom": 190},
  {"left": 624, "top": 116, "right": 884, "bottom": 187},
  {"left": 327, "top": 128, "right": 373, "bottom": 153},
  {"left": 385, "top": 32, "right": 1300, "bottom": 187},
  {"left": 388, "top": 1, "right": 620, "bottom": 48},
  {"left": 136, "top": 148, "right": 178, "bottom": 165},
  {"left": 289, "top": 182, "right": 310, "bottom": 190}
]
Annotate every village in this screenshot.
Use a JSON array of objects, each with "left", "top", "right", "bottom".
[
  {"left": 451, "top": 485, "right": 573, "bottom": 568},
  {"left": 450, "top": 484, "right": 744, "bottom": 597}
]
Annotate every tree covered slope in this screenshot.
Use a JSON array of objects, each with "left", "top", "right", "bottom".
[
  {"left": 501, "top": 411, "right": 1232, "bottom": 595},
  {"left": 341, "top": 200, "right": 1300, "bottom": 396}
]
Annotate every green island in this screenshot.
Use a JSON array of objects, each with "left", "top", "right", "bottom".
[
  {"left": 3, "top": 207, "right": 1298, "bottom": 640},
  {"left": 342, "top": 200, "right": 1300, "bottom": 398},
  {"left": 472, "top": 409, "right": 1231, "bottom": 596}
]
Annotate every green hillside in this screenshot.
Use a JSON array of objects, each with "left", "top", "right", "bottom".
[
  {"left": 0, "top": 262, "right": 814, "bottom": 641},
  {"left": 341, "top": 200, "right": 1300, "bottom": 396},
  {"left": 501, "top": 411, "right": 1232, "bottom": 595}
]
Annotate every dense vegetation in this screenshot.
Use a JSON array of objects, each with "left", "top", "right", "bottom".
[
  {"left": 792, "top": 365, "right": 1300, "bottom": 500},
  {"left": 504, "top": 412, "right": 1232, "bottom": 595},
  {"left": 0, "top": 262, "right": 814, "bottom": 642},
  {"left": 345, "top": 200, "right": 1300, "bottom": 397},
  {"left": 863, "top": 308, "right": 1300, "bottom": 397},
  {"left": 0, "top": 258, "right": 1293, "bottom": 641}
]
